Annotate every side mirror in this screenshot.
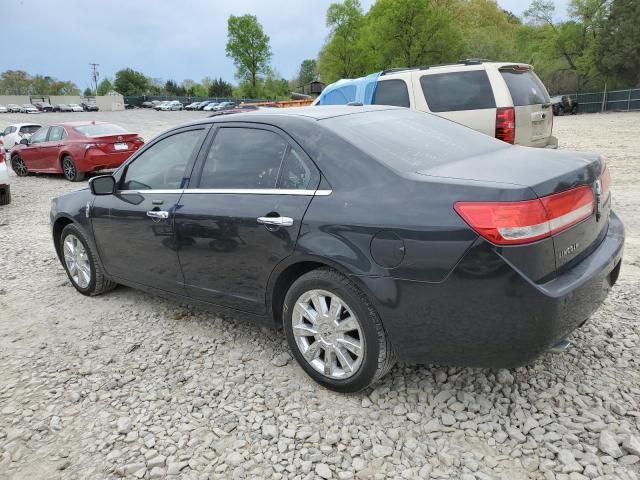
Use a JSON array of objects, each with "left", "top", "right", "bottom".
[
  {"left": 89, "top": 175, "right": 116, "bottom": 195},
  {"left": 19, "top": 138, "right": 29, "bottom": 145}
]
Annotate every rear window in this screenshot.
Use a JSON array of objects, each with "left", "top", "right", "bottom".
[
  {"left": 73, "top": 123, "right": 128, "bottom": 136},
  {"left": 373, "top": 80, "right": 410, "bottom": 108},
  {"left": 20, "top": 125, "right": 41, "bottom": 135},
  {"left": 420, "top": 70, "right": 496, "bottom": 112},
  {"left": 322, "top": 109, "right": 504, "bottom": 172},
  {"left": 500, "top": 68, "right": 550, "bottom": 106}
]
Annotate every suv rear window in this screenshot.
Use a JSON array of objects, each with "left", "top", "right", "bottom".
[
  {"left": 373, "top": 80, "right": 410, "bottom": 108},
  {"left": 420, "top": 70, "right": 496, "bottom": 112},
  {"left": 500, "top": 68, "right": 550, "bottom": 106},
  {"left": 74, "top": 123, "right": 127, "bottom": 136}
]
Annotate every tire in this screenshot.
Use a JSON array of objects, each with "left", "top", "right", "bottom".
[
  {"left": 283, "top": 267, "right": 396, "bottom": 392},
  {"left": 557, "top": 106, "right": 565, "bottom": 116},
  {"left": 0, "top": 185, "right": 10, "bottom": 205},
  {"left": 59, "top": 223, "right": 117, "bottom": 296},
  {"left": 11, "top": 155, "right": 28, "bottom": 177},
  {"left": 62, "top": 155, "right": 86, "bottom": 182}
]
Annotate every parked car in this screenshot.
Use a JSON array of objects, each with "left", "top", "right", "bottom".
[
  {"left": 154, "top": 101, "right": 170, "bottom": 111},
  {"left": 68, "top": 104, "right": 84, "bottom": 112},
  {"left": 1, "top": 123, "right": 42, "bottom": 151},
  {"left": 160, "top": 100, "right": 183, "bottom": 111},
  {"left": 317, "top": 60, "right": 558, "bottom": 148},
  {"left": 202, "top": 102, "right": 219, "bottom": 111},
  {"left": 20, "top": 104, "right": 40, "bottom": 114},
  {"left": 0, "top": 105, "right": 7, "bottom": 113},
  {"left": 197, "top": 101, "right": 214, "bottom": 110},
  {"left": 10, "top": 122, "right": 144, "bottom": 182},
  {"left": 49, "top": 106, "right": 623, "bottom": 392},
  {"left": 550, "top": 95, "right": 578, "bottom": 116},
  {"left": 185, "top": 102, "right": 201, "bottom": 110},
  {"left": 54, "top": 104, "right": 73, "bottom": 112},
  {"left": 141, "top": 101, "right": 154, "bottom": 108},
  {"left": 7, "top": 104, "right": 21, "bottom": 113},
  {"left": 212, "top": 101, "right": 236, "bottom": 111},
  {"left": 32, "top": 102, "right": 54, "bottom": 112},
  {"left": 0, "top": 151, "right": 10, "bottom": 205},
  {"left": 124, "top": 104, "right": 135, "bottom": 110},
  {"left": 81, "top": 102, "right": 99, "bottom": 112}
]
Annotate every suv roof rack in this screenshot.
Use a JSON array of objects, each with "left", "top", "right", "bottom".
[{"left": 381, "top": 59, "right": 492, "bottom": 76}]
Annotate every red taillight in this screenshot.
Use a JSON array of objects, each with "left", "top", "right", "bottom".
[
  {"left": 455, "top": 186, "right": 595, "bottom": 245},
  {"left": 495, "top": 107, "right": 515, "bottom": 144}
]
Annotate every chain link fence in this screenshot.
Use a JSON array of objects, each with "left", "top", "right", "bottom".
[{"left": 561, "top": 88, "right": 640, "bottom": 114}]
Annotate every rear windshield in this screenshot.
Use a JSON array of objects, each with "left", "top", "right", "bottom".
[
  {"left": 322, "top": 109, "right": 503, "bottom": 172},
  {"left": 420, "top": 70, "right": 496, "bottom": 112},
  {"left": 20, "top": 125, "right": 41, "bottom": 134},
  {"left": 500, "top": 68, "right": 550, "bottom": 106},
  {"left": 73, "top": 123, "right": 128, "bottom": 136}
]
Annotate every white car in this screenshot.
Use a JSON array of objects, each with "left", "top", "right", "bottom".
[
  {"left": 160, "top": 101, "right": 183, "bottom": 111},
  {"left": 0, "top": 155, "right": 10, "bottom": 205},
  {"left": 1, "top": 123, "right": 42, "bottom": 152},
  {"left": 20, "top": 104, "right": 40, "bottom": 114},
  {"left": 317, "top": 60, "right": 557, "bottom": 148},
  {"left": 203, "top": 102, "right": 219, "bottom": 111},
  {"left": 7, "top": 104, "right": 21, "bottom": 113},
  {"left": 68, "top": 104, "right": 84, "bottom": 112},
  {"left": 0, "top": 105, "right": 7, "bottom": 113}
]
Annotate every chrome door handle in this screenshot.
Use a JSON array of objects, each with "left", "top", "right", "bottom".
[
  {"left": 146, "top": 210, "right": 169, "bottom": 220},
  {"left": 257, "top": 216, "right": 293, "bottom": 227}
]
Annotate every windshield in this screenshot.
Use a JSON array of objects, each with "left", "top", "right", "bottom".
[
  {"left": 322, "top": 109, "right": 505, "bottom": 172},
  {"left": 73, "top": 123, "right": 128, "bottom": 136}
]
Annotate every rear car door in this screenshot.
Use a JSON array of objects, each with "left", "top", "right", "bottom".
[
  {"left": 412, "top": 68, "right": 497, "bottom": 137},
  {"left": 498, "top": 65, "right": 553, "bottom": 147},
  {"left": 175, "top": 123, "right": 321, "bottom": 314},
  {"left": 91, "top": 126, "right": 208, "bottom": 294}
]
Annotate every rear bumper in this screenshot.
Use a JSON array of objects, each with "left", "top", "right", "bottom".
[
  {"left": 79, "top": 150, "right": 136, "bottom": 172},
  {"left": 357, "top": 211, "right": 625, "bottom": 367}
]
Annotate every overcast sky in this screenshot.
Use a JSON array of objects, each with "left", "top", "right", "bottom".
[{"left": 6, "top": 0, "right": 569, "bottom": 90}]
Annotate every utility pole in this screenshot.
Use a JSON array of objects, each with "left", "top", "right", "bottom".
[{"left": 89, "top": 63, "right": 99, "bottom": 96}]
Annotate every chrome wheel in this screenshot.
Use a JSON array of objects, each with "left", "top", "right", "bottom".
[
  {"left": 12, "top": 156, "right": 27, "bottom": 176},
  {"left": 63, "top": 234, "right": 91, "bottom": 288},
  {"left": 62, "top": 157, "right": 76, "bottom": 180},
  {"left": 292, "top": 289, "right": 364, "bottom": 379}
]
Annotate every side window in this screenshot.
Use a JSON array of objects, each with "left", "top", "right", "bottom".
[
  {"left": 198, "top": 128, "right": 287, "bottom": 189},
  {"left": 121, "top": 129, "right": 205, "bottom": 191},
  {"left": 3, "top": 126, "right": 13, "bottom": 135},
  {"left": 420, "top": 70, "right": 496, "bottom": 112},
  {"left": 30, "top": 127, "right": 49, "bottom": 144},
  {"left": 48, "top": 126, "right": 66, "bottom": 142},
  {"left": 278, "top": 147, "right": 319, "bottom": 190},
  {"left": 373, "top": 79, "right": 411, "bottom": 108}
]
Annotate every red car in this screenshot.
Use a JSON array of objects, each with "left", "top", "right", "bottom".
[{"left": 10, "top": 122, "right": 144, "bottom": 181}]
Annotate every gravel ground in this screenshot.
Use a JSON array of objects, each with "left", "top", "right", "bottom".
[{"left": 0, "top": 110, "right": 639, "bottom": 480}]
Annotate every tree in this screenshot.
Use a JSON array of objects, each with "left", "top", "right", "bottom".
[
  {"left": 164, "top": 79, "right": 185, "bottom": 95},
  {"left": 226, "top": 14, "right": 272, "bottom": 96},
  {"left": 114, "top": 68, "right": 149, "bottom": 96},
  {"left": 208, "top": 77, "right": 233, "bottom": 97},
  {"left": 596, "top": 0, "right": 640, "bottom": 87},
  {"left": 317, "top": 0, "right": 367, "bottom": 83},
  {"left": 97, "top": 78, "right": 113, "bottom": 95},
  {"left": 297, "top": 59, "right": 318, "bottom": 86},
  {"left": 83, "top": 87, "right": 94, "bottom": 97},
  {"left": 0, "top": 70, "right": 31, "bottom": 95},
  {"left": 181, "top": 79, "right": 197, "bottom": 95}
]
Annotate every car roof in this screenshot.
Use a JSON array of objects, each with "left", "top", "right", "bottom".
[
  {"left": 56, "top": 121, "right": 110, "bottom": 127},
  {"left": 10, "top": 123, "right": 42, "bottom": 128}
]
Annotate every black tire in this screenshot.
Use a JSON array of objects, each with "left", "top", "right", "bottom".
[
  {"left": 557, "top": 106, "right": 565, "bottom": 116},
  {"left": 11, "top": 155, "right": 28, "bottom": 177},
  {"left": 59, "top": 223, "right": 117, "bottom": 296},
  {"left": 62, "top": 155, "right": 86, "bottom": 182},
  {"left": 283, "top": 267, "right": 396, "bottom": 392},
  {"left": 0, "top": 185, "right": 10, "bottom": 205}
]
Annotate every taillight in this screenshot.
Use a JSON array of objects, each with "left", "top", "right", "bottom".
[
  {"left": 455, "top": 186, "right": 595, "bottom": 245},
  {"left": 495, "top": 107, "right": 515, "bottom": 144}
]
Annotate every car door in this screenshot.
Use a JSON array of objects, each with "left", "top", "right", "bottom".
[
  {"left": 175, "top": 124, "right": 321, "bottom": 314},
  {"left": 90, "top": 126, "right": 208, "bottom": 294},
  {"left": 21, "top": 127, "right": 50, "bottom": 170},
  {"left": 39, "top": 126, "right": 66, "bottom": 171}
]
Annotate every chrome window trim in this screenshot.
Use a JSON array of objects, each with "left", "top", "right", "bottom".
[{"left": 118, "top": 189, "right": 332, "bottom": 196}]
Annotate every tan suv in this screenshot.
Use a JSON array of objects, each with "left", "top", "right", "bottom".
[{"left": 317, "top": 60, "right": 558, "bottom": 148}]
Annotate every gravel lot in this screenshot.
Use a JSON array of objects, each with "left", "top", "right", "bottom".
[{"left": 0, "top": 110, "right": 639, "bottom": 480}]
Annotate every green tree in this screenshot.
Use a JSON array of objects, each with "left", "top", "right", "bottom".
[
  {"left": 208, "top": 77, "right": 233, "bottom": 97},
  {"left": 226, "top": 14, "right": 272, "bottom": 96},
  {"left": 297, "top": 59, "right": 318, "bottom": 86},
  {"left": 114, "top": 68, "right": 149, "bottom": 96},
  {"left": 164, "top": 80, "right": 185, "bottom": 95},
  {"left": 317, "top": 0, "right": 367, "bottom": 83},
  {"left": 596, "top": 0, "right": 640, "bottom": 87},
  {"left": 97, "top": 78, "right": 113, "bottom": 95},
  {"left": 0, "top": 70, "right": 31, "bottom": 94},
  {"left": 83, "top": 87, "right": 94, "bottom": 96},
  {"left": 181, "top": 79, "right": 197, "bottom": 95}
]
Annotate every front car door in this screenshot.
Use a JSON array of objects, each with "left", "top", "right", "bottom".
[
  {"left": 175, "top": 123, "right": 321, "bottom": 314},
  {"left": 21, "top": 127, "right": 50, "bottom": 170},
  {"left": 40, "top": 126, "right": 66, "bottom": 172},
  {"left": 91, "top": 126, "right": 208, "bottom": 294}
]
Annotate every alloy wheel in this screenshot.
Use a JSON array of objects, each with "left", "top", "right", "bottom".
[
  {"left": 292, "top": 289, "right": 365, "bottom": 379},
  {"left": 12, "top": 157, "right": 27, "bottom": 176},
  {"left": 63, "top": 234, "right": 91, "bottom": 288},
  {"left": 63, "top": 157, "right": 76, "bottom": 181}
]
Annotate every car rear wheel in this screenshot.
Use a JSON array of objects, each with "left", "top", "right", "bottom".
[
  {"left": 62, "top": 155, "right": 85, "bottom": 182},
  {"left": 283, "top": 268, "right": 396, "bottom": 392},
  {"left": 11, "top": 155, "right": 28, "bottom": 176},
  {"left": 60, "top": 224, "right": 116, "bottom": 296}
]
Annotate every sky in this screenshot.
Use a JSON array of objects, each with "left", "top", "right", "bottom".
[{"left": 4, "top": 0, "right": 570, "bottom": 91}]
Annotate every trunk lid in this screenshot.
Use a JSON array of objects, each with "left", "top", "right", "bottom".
[{"left": 87, "top": 133, "right": 141, "bottom": 153}]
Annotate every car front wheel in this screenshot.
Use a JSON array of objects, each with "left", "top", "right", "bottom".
[
  {"left": 283, "top": 268, "right": 396, "bottom": 392},
  {"left": 11, "top": 155, "right": 28, "bottom": 176}
]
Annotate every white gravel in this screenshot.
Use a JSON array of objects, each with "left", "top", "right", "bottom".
[{"left": 0, "top": 110, "right": 639, "bottom": 480}]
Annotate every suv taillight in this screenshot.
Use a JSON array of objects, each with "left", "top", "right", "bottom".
[
  {"left": 495, "top": 107, "right": 515, "bottom": 144},
  {"left": 454, "top": 186, "right": 595, "bottom": 245}
]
